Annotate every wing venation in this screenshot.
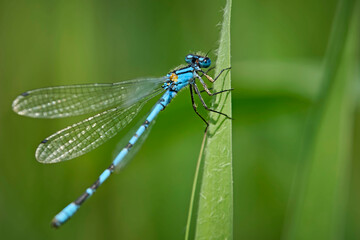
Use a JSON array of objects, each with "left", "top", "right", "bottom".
[{"left": 12, "top": 78, "right": 166, "bottom": 118}]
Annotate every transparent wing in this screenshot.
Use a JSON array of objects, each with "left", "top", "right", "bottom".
[
  {"left": 12, "top": 77, "right": 166, "bottom": 118},
  {"left": 35, "top": 89, "right": 163, "bottom": 164}
]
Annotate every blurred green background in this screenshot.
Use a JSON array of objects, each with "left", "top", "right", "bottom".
[{"left": 0, "top": 0, "right": 359, "bottom": 239}]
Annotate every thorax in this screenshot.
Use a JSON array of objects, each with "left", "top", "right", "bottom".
[{"left": 162, "top": 65, "right": 197, "bottom": 92}]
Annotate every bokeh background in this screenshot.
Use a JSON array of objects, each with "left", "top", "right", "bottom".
[{"left": 0, "top": 0, "right": 359, "bottom": 239}]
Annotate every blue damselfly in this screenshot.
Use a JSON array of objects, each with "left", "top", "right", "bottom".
[{"left": 12, "top": 53, "right": 231, "bottom": 227}]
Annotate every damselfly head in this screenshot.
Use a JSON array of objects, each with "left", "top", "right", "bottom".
[{"left": 185, "top": 54, "right": 211, "bottom": 68}]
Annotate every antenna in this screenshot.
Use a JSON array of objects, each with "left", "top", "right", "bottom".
[{"left": 205, "top": 49, "right": 212, "bottom": 57}]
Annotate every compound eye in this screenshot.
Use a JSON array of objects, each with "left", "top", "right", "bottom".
[
  {"left": 200, "top": 57, "right": 211, "bottom": 68},
  {"left": 185, "top": 54, "right": 194, "bottom": 64}
]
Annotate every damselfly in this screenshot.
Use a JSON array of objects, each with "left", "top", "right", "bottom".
[{"left": 12, "top": 53, "right": 232, "bottom": 228}]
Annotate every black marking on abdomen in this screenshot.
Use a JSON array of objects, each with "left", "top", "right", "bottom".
[
  {"left": 74, "top": 192, "right": 89, "bottom": 205},
  {"left": 169, "top": 89, "right": 178, "bottom": 93},
  {"left": 142, "top": 120, "right": 150, "bottom": 128},
  {"left": 21, "top": 92, "right": 29, "bottom": 97},
  {"left": 108, "top": 163, "right": 115, "bottom": 172},
  {"left": 159, "top": 98, "right": 167, "bottom": 110},
  {"left": 91, "top": 179, "right": 100, "bottom": 190},
  {"left": 125, "top": 143, "right": 133, "bottom": 150},
  {"left": 41, "top": 139, "right": 48, "bottom": 144}
]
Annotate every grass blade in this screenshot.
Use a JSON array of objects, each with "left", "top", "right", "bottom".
[
  {"left": 185, "top": 130, "right": 208, "bottom": 240},
  {"left": 283, "top": 0, "right": 358, "bottom": 239},
  {"left": 194, "top": 0, "right": 233, "bottom": 239}
]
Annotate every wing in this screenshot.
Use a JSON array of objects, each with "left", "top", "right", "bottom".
[
  {"left": 12, "top": 77, "right": 166, "bottom": 118},
  {"left": 35, "top": 89, "right": 162, "bottom": 164}
]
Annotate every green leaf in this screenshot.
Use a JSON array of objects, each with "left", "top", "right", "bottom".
[
  {"left": 283, "top": 0, "right": 359, "bottom": 239},
  {"left": 193, "top": 0, "right": 233, "bottom": 239}
]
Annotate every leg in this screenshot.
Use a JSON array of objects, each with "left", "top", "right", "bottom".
[
  {"left": 200, "top": 87, "right": 212, "bottom": 93},
  {"left": 196, "top": 73, "right": 233, "bottom": 97},
  {"left": 198, "top": 67, "right": 215, "bottom": 78},
  {"left": 189, "top": 85, "right": 209, "bottom": 129},
  {"left": 213, "top": 67, "right": 231, "bottom": 82},
  {"left": 200, "top": 67, "right": 231, "bottom": 83},
  {"left": 192, "top": 83, "right": 232, "bottom": 119},
  {"left": 202, "top": 66, "right": 215, "bottom": 76},
  {"left": 200, "top": 87, "right": 234, "bottom": 95},
  {"left": 210, "top": 88, "right": 234, "bottom": 96}
]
